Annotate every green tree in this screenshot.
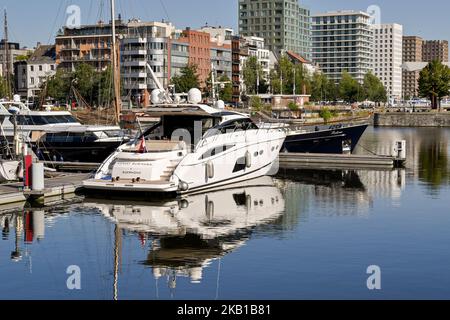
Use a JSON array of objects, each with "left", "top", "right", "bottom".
[
  {"left": 0, "top": 76, "right": 8, "bottom": 98},
  {"left": 172, "top": 64, "right": 200, "bottom": 93},
  {"left": 218, "top": 75, "right": 233, "bottom": 102},
  {"left": 250, "top": 96, "right": 263, "bottom": 111},
  {"left": 243, "top": 56, "right": 264, "bottom": 94},
  {"left": 310, "top": 72, "right": 338, "bottom": 102},
  {"left": 339, "top": 71, "right": 363, "bottom": 103},
  {"left": 363, "top": 72, "right": 387, "bottom": 104},
  {"left": 45, "top": 69, "right": 71, "bottom": 102},
  {"left": 269, "top": 55, "right": 310, "bottom": 96},
  {"left": 72, "top": 63, "right": 97, "bottom": 101},
  {"left": 287, "top": 101, "right": 299, "bottom": 111},
  {"left": 319, "top": 107, "right": 333, "bottom": 123},
  {"left": 95, "top": 66, "right": 114, "bottom": 106},
  {"left": 418, "top": 60, "right": 450, "bottom": 110}
]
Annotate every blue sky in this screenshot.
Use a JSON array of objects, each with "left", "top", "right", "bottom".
[{"left": 2, "top": 0, "right": 449, "bottom": 48}]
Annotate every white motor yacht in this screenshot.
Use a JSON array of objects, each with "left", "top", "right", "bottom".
[
  {"left": 0, "top": 98, "right": 129, "bottom": 163},
  {"left": 83, "top": 89, "right": 286, "bottom": 194}
]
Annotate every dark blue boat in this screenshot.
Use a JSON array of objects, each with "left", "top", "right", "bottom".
[{"left": 282, "top": 123, "right": 369, "bottom": 154}]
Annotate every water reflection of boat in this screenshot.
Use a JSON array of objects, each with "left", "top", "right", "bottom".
[
  {"left": 85, "top": 176, "right": 285, "bottom": 290},
  {"left": 277, "top": 168, "right": 366, "bottom": 191}
]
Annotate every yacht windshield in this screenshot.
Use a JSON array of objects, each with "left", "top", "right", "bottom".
[
  {"left": 16, "top": 115, "right": 79, "bottom": 126},
  {"left": 142, "top": 115, "right": 220, "bottom": 146}
]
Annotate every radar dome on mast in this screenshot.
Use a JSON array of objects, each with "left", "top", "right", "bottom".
[
  {"left": 188, "top": 88, "right": 202, "bottom": 104},
  {"left": 151, "top": 89, "right": 164, "bottom": 104}
]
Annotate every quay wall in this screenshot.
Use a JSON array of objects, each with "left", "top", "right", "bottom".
[{"left": 374, "top": 112, "right": 450, "bottom": 127}]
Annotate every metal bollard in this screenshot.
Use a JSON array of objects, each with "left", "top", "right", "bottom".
[{"left": 31, "top": 163, "right": 45, "bottom": 191}]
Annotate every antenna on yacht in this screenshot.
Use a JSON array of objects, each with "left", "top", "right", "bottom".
[
  {"left": 146, "top": 63, "right": 173, "bottom": 104},
  {"left": 110, "top": 0, "right": 122, "bottom": 125}
]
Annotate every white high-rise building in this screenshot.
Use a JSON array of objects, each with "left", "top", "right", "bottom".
[
  {"left": 312, "top": 11, "right": 374, "bottom": 84},
  {"left": 373, "top": 23, "right": 403, "bottom": 102}
]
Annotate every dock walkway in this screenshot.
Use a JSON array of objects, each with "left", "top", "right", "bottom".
[{"left": 0, "top": 173, "right": 88, "bottom": 211}]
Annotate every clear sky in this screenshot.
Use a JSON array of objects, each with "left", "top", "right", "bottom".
[{"left": 2, "top": 0, "right": 449, "bottom": 48}]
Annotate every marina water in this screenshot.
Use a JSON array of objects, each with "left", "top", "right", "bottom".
[{"left": 1, "top": 127, "right": 450, "bottom": 300}]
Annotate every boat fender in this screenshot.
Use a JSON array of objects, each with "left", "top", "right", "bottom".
[
  {"left": 246, "top": 195, "right": 252, "bottom": 209},
  {"left": 206, "top": 161, "right": 214, "bottom": 179},
  {"left": 179, "top": 181, "right": 189, "bottom": 192},
  {"left": 245, "top": 151, "right": 252, "bottom": 168},
  {"left": 206, "top": 200, "right": 214, "bottom": 218}
]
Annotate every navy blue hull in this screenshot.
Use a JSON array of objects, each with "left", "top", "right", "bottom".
[{"left": 282, "top": 123, "right": 369, "bottom": 154}]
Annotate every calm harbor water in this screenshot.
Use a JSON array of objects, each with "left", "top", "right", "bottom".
[{"left": 1, "top": 127, "right": 450, "bottom": 300}]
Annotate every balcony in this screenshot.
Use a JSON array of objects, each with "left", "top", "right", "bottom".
[
  {"left": 122, "top": 38, "right": 147, "bottom": 44},
  {"left": 122, "top": 60, "right": 147, "bottom": 67},
  {"left": 122, "top": 72, "right": 147, "bottom": 78},
  {"left": 122, "top": 49, "right": 147, "bottom": 56}
]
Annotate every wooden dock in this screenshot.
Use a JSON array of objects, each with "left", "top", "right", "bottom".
[
  {"left": 0, "top": 173, "right": 88, "bottom": 211},
  {"left": 278, "top": 153, "right": 405, "bottom": 170}
]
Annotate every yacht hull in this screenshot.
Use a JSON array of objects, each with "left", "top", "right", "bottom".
[
  {"left": 83, "top": 132, "right": 286, "bottom": 195},
  {"left": 283, "top": 123, "right": 369, "bottom": 154},
  {"left": 33, "top": 141, "right": 126, "bottom": 163}
]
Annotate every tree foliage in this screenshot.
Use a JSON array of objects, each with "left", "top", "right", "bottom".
[
  {"left": 171, "top": 64, "right": 200, "bottom": 93},
  {"left": 363, "top": 72, "right": 387, "bottom": 103},
  {"left": 270, "top": 55, "right": 309, "bottom": 95},
  {"left": 339, "top": 71, "right": 364, "bottom": 103},
  {"left": 218, "top": 75, "right": 233, "bottom": 102},
  {"left": 419, "top": 60, "right": 450, "bottom": 110},
  {"left": 242, "top": 56, "right": 266, "bottom": 95},
  {"left": 45, "top": 63, "right": 116, "bottom": 106},
  {"left": 310, "top": 72, "right": 337, "bottom": 102}
]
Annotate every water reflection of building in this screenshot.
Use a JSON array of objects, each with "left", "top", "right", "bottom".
[{"left": 85, "top": 176, "right": 286, "bottom": 294}]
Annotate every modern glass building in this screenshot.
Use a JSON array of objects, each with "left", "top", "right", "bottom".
[
  {"left": 312, "top": 11, "right": 374, "bottom": 84},
  {"left": 238, "top": 0, "right": 312, "bottom": 59}
]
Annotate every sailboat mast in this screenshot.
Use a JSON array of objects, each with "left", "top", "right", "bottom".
[
  {"left": 3, "top": 9, "right": 11, "bottom": 99},
  {"left": 110, "top": 0, "right": 121, "bottom": 125}
]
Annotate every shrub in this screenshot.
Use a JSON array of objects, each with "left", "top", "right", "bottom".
[{"left": 319, "top": 107, "right": 333, "bottom": 123}]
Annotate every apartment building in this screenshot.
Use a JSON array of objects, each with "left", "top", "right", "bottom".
[
  {"left": 0, "top": 40, "right": 31, "bottom": 77},
  {"left": 422, "top": 40, "right": 449, "bottom": 62},
  {"left": 201, "top": 26, "right": 233, "bottom": 80},
  {"left": 402, "top": 36, "right": 423, "bottom": 99},
  {"left": 14, "top": 45, "right": 56, "bottom": 98},
  {"left": 238, "top": 0, "right": 312, "bottom": 59},
  {"left": 373, "top": 24, "right": 403, "bottom": 101},
  {"left": 312, "top": 11, "right": 374, "bottom": 84},
  {"left": 55, "top": 20, "right": 128, "bottom": 72}
]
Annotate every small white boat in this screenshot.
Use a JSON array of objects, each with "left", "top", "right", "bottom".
[
  {"left": 83, "top": 89, "right": 286, "bottom": 194},
  {"left": 0, "top": 160, "right": 20, "bottom": 183}
]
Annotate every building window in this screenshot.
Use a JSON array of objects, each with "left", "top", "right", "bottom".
[
  {"left": 30, "top": 66, "right": 34, "bottom": 72},
  {"left": 39, "top": 65, "right": 43, "bottom": 71}
]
